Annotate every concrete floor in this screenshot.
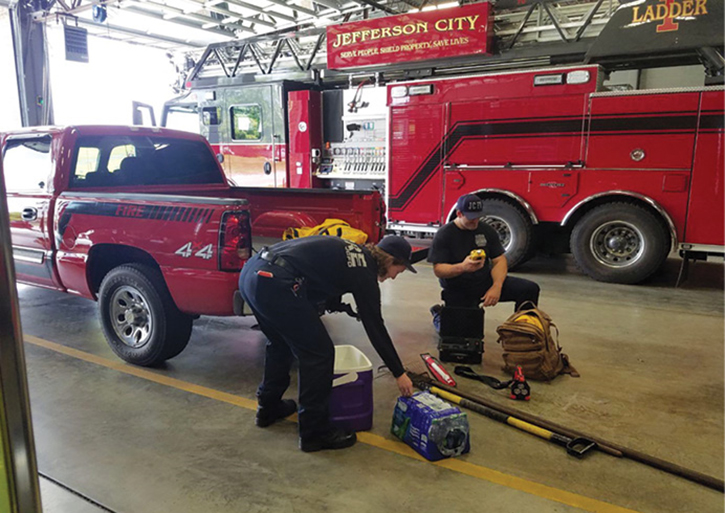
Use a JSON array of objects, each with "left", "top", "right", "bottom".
[{"left": 15, "top": 253, "right": 724, "bottom": 513}]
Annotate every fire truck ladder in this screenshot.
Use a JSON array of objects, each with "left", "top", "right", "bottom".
[{"left": 185, "top": 0, "right": 618, "bottom": 85}]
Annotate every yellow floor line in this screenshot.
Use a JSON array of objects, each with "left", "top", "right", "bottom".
[{"left": 26, "top": 335, "right": 638, "bottom": 513}]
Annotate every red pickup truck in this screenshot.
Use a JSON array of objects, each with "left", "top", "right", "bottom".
[{"left": 2, "top": 125, "right": 385, "bottom": 366}]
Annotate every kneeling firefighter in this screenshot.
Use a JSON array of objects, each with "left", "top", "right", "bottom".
[{"left": 239, "top": 235, "right": 415, "bottom": 452}]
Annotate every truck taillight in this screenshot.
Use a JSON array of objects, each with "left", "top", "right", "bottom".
[{"left": 219, "top": 211, "right": 251, "bottom": 271}]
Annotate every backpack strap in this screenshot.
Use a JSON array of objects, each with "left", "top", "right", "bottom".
[
  {"left": 550, "top": 320, "right": 561, "bottom": 350},
  {"left": 560, "top": 353, "right": 580, "bottom": 378},
  {"left": 454, "top": 366, "right": 512, "bottom": 390},
  {"left": 517, "top": 300, "right": 538, "bottom": 312},
  {"left": 546, "top": 320, "right": 580, "bottom": 377}
]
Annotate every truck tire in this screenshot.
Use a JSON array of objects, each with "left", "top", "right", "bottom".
[
  {"left": 99, "top": 264, "right": 193, "bottom": 366},
  {"left": 570, "top": 203, "right": 669, "bottom": 284},
  {"left": 480, "top": 199, "right": 533, "bottom": 270}
]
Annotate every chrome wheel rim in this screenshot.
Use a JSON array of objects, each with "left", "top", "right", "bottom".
[
  {"left": 483, "top": 215, "right": 513, "bottom": 251},
  {"left": 109, "top": 286, "right": 153, "bottom": 348},
  {"left": 590, "top": 220, "right": 645, "bottom": 268}
]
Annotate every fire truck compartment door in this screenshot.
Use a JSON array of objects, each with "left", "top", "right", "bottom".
[
  {"left": 527, "top": 170, "right": 579, "bottom": 209},
  {"left": 684, "top": 90, "right": 724, "bottom": 246},
  {"left": 445, "top": 170, "right": 466, "bottom": 191},
  {"left": 388, "top": 104, "right": 445, "bottom": 224},
  {"left": 222, "top": 84, "right": 286, "bottom": 188},
  {"left": 443, "top": 96, "right": 586, "bottom": 167},
  {"left": 287, "top": 90, "right": 322, "bottom": 189},
  {"left": 587, "top": 93, "right": 699, "bottom": 170}
]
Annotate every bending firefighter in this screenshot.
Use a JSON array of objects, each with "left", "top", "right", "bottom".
[{"left": 239, "top": 235, "right": 415, "bottom": 452}]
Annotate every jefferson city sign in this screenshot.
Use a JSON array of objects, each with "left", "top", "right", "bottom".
[{"left": 326, "top": 3, "right": 493, "bottom": 70}]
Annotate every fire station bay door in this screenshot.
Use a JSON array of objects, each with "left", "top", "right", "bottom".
[{"left": 220, "top": 84, "right": 286, "bottom": 188}]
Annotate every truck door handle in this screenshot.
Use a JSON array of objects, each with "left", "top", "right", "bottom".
[
  {"left": 449, "top": 171, "right": 465, "bottom": 190},
  {"left": 22, "top": 207, "right": 38, "bottom": 221},
  {"left": 264, "top": 162, "right": 272, "bottom": 175}
]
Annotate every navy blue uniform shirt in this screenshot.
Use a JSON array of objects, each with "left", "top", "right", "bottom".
[
  {"left": 427, "top": 220, "right": 505, "bottom": 291},
  {"left": 264, "top": 236, "right": 405, "bottom": 378}
]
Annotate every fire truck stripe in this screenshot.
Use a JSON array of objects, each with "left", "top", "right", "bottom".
[
  {"left": 700, "top": 114, "right": 724, "bottom": 130},
  {"left": 390, "top": 115, "right": 586, "bottom": 194},
  {"left": 390, "top": 118, "right": 585, "bottom": 209},
  {"left": 590, "top": 115, "right": 697, "bottom": 132},
  {"left": 389, "top": 113, "right": 706, "bottom": 211}
]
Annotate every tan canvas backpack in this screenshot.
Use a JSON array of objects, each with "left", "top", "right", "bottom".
[{"left": 496, "top": 302, "right": 579, "bottom": 381}]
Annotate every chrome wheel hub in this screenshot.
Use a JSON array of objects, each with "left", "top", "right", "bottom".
[
  {"left": 484, "top": 216, "right": 512, "bottom": 251},
  {"left": 110, "top": 286, "right": 153, "bottom": 348},
  {"left": 591, "top": 221, "right": 645, "bottom": 268}
]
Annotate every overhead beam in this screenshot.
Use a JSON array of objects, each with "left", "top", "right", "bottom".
[
  {"left": 32, "top": 0, "right": 106, "bottom": 21},
  {"left": 311, "top": 0, "right": 342, "bottom": 12},
  {"left": 164, "top": 0, "right": 277, "bottom": 28},
  {"left": 264, "top": 0, "right": 319, "bottom": 18},
  {"left": 76, "top": 17, "right": 212, "bottom": 47},
  {"left": 355, "top": 0, "right": 398, "bottom": 15},
  {"left": 223, "top": 0, "right": 298, "bottom": 23},
  {"left": 393, "top": 0, "right": 422, "bottom": 8},
  {"left": 121, "top": 3, "right": 243, "bottom": 37},
  {"left": 205, "top": 5, "right": 276, "bottom": 28}
]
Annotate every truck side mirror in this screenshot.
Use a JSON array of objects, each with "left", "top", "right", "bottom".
[{"left": 216, "top": 153, "right": 224, "bottom": 164}]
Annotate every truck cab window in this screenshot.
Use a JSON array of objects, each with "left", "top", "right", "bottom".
[
  {"left": 71, "top": 145, "right": 133, "bottom": 187},
  {"left": 3, "top": 136, "right": 52, "bottom": 192},
  {"left": 231, "top": 104, "right": 262, "bottom": 141},
  {"left": 69, "top": 135, "right": 224, "bottom": 188},
  {"left": 74, "top": 147, "right": 101, "bottom": 177},
  {"left": 202, "top": 107, "right": 219, "bottom": 126},
  {"left": 108, "top": 145, "right": 136, "bottom": 173}
]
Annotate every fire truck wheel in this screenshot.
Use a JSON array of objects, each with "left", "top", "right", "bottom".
[
  {"left": 479, "top": 199, "right": 533, "bottom": 270},
  {"left": 570, "top": 203, "right": 669, "bottom": 284},
  {"left": 99, "top": 263, "right": 193, "bottom": 366}
]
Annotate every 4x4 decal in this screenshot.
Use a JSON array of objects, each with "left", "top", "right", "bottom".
[{"left": 175, "top": 242, "right": 214, "bottom": 260}]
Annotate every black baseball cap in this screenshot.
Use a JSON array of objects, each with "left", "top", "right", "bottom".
[
  {"left": 376, "top": 235, "right": 417, "bottom": 273},
  {"left": 456, "top": 194, "right": 483, "bottom": 220}
]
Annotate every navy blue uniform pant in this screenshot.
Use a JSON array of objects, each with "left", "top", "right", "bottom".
[
  {"left": 239, "top": 254, "right": 334, "bottom": 439},
  {"left": 442, "top": 275, "right": 540, "bottom": 310}
]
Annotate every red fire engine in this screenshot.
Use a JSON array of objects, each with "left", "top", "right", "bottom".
[
  {"left": 160, "top": 0, "right": 724, "bottom": 284},
  {"left": 385, "top": 64, "right": 723, "bottom": 283}
]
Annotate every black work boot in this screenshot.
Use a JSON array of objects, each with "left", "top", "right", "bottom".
[
  {"left": 299, "top": 427, "right": 357, "bottom": 453},
  {"left": 255, "top": 399, "right": 297, "bottom": 428}
]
